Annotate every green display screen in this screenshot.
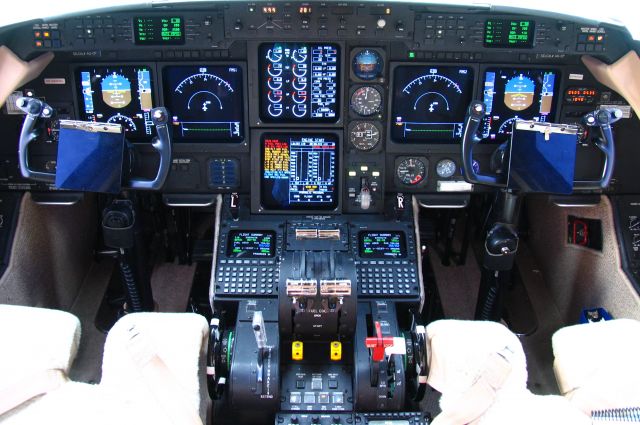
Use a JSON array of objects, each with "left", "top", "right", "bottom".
[
  {"left": 484, "top": 19, "right": 535, "bottom": 48},
  {"left": 134, "top": 16, "right": 184, "bottom": 45}
]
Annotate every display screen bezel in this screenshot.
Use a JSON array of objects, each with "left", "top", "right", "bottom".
[
  {"left": 250, "top": 129, "right": 343, "bottom": 214},
  {"left": 161, "top": 64, "right": 246, "bottom": 143},
  {"left": 257, "top": 42, "right": 341, "bottom": 124},
  {"left": 390, "top": 65, "right": 475, "bottom": 144},
  {"left": 479, "top": 66, "right": 561, "bottom": 144},
  {"left": 226, "top": 230, "right": 277, "bottom": 258},
  {"left": 358, "top": 231, "right": 408, "bottom": 259},
  {"left": 72, "top": 63, "right": 157, "bottom": 141},
  {"left": 259, "top": 132, "right": 339, "bottom": 211},
  {"left": 133, "top": 16, "right": 185, "bottom": 46},
  {"left": 484, "top": 19, "right": 536, "bottom": 49}
]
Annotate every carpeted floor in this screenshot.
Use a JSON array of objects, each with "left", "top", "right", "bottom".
[
  {"left": 429, "top": 240, "right": 563, "bottom": 395},
  {"left": 68, "top": 259, "right": 197, "bottom": 383}
]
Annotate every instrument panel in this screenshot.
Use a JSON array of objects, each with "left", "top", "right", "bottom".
[{"left": 0, "top": 1, "right": 637, "bottom": 200}]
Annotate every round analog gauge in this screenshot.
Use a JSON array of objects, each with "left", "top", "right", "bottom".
[
  {"left": 397, "top": 158, "right": 426, "bottom": 186},
  {"left": 436, "top": 159, "right": 457, "bottom": 178},
  {"left": 107, "top": 113, "right": 137, "bottom": 133},
  {"left": 349, "top": 122, "right": 381, "bottom": 151},
  {"left": 350, "top": 86, "right": 382, "bottom": 117},
  {"left": 352, "top": 49, "right": 383, "bottom": 80}
]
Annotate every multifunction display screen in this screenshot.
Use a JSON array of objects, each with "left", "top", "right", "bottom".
[
  {"left": 134, "top": 17, "right": 184, "bottom": 45},
  {"left": 226, "top": 230, "right": 276, "bottom": 258},
  {"left": 76, "top": 66, "right": 154, "bottom": 139},
  {"left": 261, "top": 134, "right": 338, "bottom": 210},
  {"left": 259, "top": 43, "right": 340, "bottom": 122},
  {"left": 163, "top": 65, "right": 244, "bottom": 142},
  {"left": 484, "top": 20, "right": 535, "bottom": 48},
  {"left": 481, "top": 68, "right": 559, "bottom": 143},
  {"left": 391, "top": 66, "right": 474, "bottom": 143},
  {"left": 359, "top": 232, "right": 407, "bottom": 259}
]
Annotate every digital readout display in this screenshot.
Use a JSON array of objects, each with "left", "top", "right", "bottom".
[
  {"left": 261, "top": 134, "right": 338, "bottom": 210},
  {"left": 484, "top": 19, "right": 535, "bottom": 48},
  {"left": 134, "top": 16, "right": 184, "bottom": 45},
  {"left": 359, "top": 231, "right": 407, "bottom": 259},
  {"left": 226, "top": 230, "right": 276, "bottom": 258}
]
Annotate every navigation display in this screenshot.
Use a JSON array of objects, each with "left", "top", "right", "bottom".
[
  {"left": 76, "top": 66, "right": 154, "bottom": 139},
  {"left": 481, "top": 68, "right": 559, "bottom": 143},
  {"left": 391, "top": 66, "right": 474, "bottom": 143},
  {"left": 259, "top": 43, "right": 340, "bottom": 123},
  {"left": 226, "top": 230, "right": 276, "bottom": 258},
  {"left": 134, "top": 16, "right": 184, "bottom": 45},
  {"left": 261, "top": 134, "right": 338, "bottom": 210},
  {"left": 163, "top": 65, "right": 244, "bottom": 142},
  {"left": 484, "top": 19, "right": 535, "bottom": 48},
  {"left": 359, "top": 232, "right": 407, "bottom": 259}
]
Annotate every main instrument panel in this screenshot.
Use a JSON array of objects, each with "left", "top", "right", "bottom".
[{"left": 0, "top": 0, "right": 638, "bottom": 202}]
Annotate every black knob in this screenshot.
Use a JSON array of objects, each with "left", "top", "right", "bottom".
[
  {"left": 312, "top": 416, "right": 320, "bottom": 424},
  {"left": 290, "top": 416, "right": 299, "bottom": 424},
  {"left": 333, "top": 416, "right": 341, "bottom": 424},
  {"left": 395, "top": 21, "right": 405, "bottom": 32}
]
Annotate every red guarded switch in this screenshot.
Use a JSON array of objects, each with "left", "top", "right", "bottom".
[{"left": 365, "top": 321, "right": 395, "bottom": 362}]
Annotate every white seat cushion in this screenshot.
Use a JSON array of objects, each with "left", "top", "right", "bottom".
[
  {"left": 427, "top": 320, "right": 589, "bottom": 425},
  {"left": 0, "top": 304, "right": 80, "bottom": 384},
  {"left": 101, "top": 312, "right": 210, "bottom": 423},
  {"left": 552, "top": 318, "right": 640, "bottom": 413}
]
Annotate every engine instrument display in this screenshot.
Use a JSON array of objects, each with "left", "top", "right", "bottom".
[
  {"left": 226, "top": 230, "right": 276, "bottom": 258},
  {"left": 134, "top": 16, "right": 184, "bottom": 45},
  {"left": 481, "top": 68, "right": 559, "bottom": 143},
  {"left": 261, "top": 134, "right": 338, "bottom": 210},
  {"left": 259, "top": 43, "right": 340, "bottom": 123},
  {"left": 484, "top": 19, "right": 535, "bottom": 48},
  {"left": 391, "top": 66, "right": 474, "bottom": 142},
  {"left": 396, "top": 157, "right": 427, "bottom": 186},
  {"left": 163, "top": 65, "right": 244, "bottom": 142},
  {"left": 358, "top": 231, "right": 407, "bottom": 259},
  {"left": 76, "top": 66, "right": 154, "bottom": 139}
]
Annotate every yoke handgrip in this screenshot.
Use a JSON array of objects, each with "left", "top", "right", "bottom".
[
  {"left": 460, "top": 101, "right": 504, "bottom": 187},
  {"left": 126, "top": 107, "right": 172, "bottom": 190},
  {"left": 16, "top": 97, "right": 56, "bottom": 183},
  {"left": 574, "top": 108, "right": 622, "bottom": 190}
]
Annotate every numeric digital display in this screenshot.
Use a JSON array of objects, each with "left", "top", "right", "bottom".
[
  {"left": 163, "top": 65, "right": 244, "bottom": 142},
  {"left": 391, "top": 66, "right": 474, "bottom": 143},
  {"left": 481, "top": 68, "right": 559, "bottom": 143},
  {"left": 134, "top": 17, "right": 184, "bottom": 45},
  {"left": 76, "top": 66, "right": 154, "bottom": 139},
  {"left": 484, "top": 19, "right": 535, "bottom": 48},
  {"left": 261, "top": 134, "right": 338, "bottom": 210},
  {"left": 259, "top": 43, "right": 340, "bottom": 123},
  {"left": 358, "top": 232, "right": 407, "bottom": 258},
  {"left": 226, "top": 230, "right": 276, "bottom": 258}
]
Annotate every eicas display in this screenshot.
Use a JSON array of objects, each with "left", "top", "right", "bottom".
[
  {"left": 391, "top": 66, "right": 474, "bottom": 142},
  {"left": 259, "top": 43, "right": 340, "bottom": 122},
  {"left": 481, "top": 68, "right": 559, "bottom": 143},
  {"left": 163, "top": 65, "right": 244, "bottom": 141},
  {"left": 261, "top": 134, "right": 338, "bottom": 210},
  {"left": 77, "top": 66, "right": 154, "bottom": 139}
]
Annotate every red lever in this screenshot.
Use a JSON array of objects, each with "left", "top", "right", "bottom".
[{"left": 365, "top": 321, "right": 395, "bottom": 362}]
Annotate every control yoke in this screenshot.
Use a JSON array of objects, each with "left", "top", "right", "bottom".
[
  {"left": 16, "top": 97, "right": 173, "bottom": 191},
  {"left": 16, "top": 97, "right": 56, "bottom": 183},
  {"left": 574, "top": 108, "right": 623, "bottom": 190},
  {"left": 460, "top": 101, "right": 505, "bottom": 187},
  {"left": 460, "top": 99, "right": 623, "bottom": 191}
]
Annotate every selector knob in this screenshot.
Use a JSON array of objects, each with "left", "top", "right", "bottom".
[
  {"left": 312, "top": 416, "right": 320, "bottom": 424},
  {"left": 234, "top": 20, "right": 243, "bottom": 30},
  {"left": 290, "top": 417, "right": 299, "bottom": 424},
  {"left": 333, "top": 416, "right": 342, "bottom": 424},
  {"left": 395, "top": 21, "right": 405, "bottom": 32},
  {"left": 376, "top": 18, "right": 386, "bottom": 29}
]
